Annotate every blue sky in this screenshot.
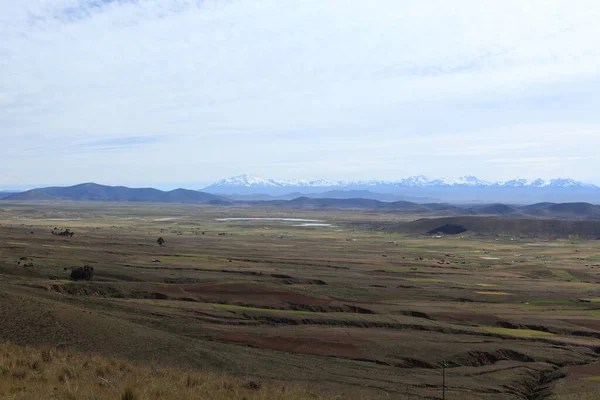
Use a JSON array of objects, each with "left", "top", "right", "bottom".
[{"left": 1, "top": 0, "right": 600, "bottom": 189}]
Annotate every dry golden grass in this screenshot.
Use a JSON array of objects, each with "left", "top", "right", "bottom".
[{"left": 0, "top": 341, "right": 342, "bottom": 400}]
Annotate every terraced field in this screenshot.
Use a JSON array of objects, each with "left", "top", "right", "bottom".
[{"left": 1, "top": 202, "right": 600, "bottom": 399}]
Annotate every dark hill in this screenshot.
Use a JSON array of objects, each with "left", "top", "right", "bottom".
[
  {"left": 519, "top": 202, "right": 600, "bottom": 219},
  {"left": 426, "top": 224, "right": 468, "bottom": 235},
  {"left": 469, "top": 203, "right": 519, "bottom": 215},
  {"left": 421, "top": 203, "right": 466, "bottom": 213},
  {"left": 2, "top": 183, "right": 229, "bottom": 204},
  {"left": 0, "top": 191, "right": 19, "bottom": 200},
  {"left": 387, "top": 216, "right": 600, "bottom": 239},
  {"left": 278, "top": 197, "right": 429, "bottom": 211},
  {"left": 520, "top": 202, "right": 556, "bottom": 211},
  {"left": 546, "top": 202, "right": 600, "bottom": 216}
]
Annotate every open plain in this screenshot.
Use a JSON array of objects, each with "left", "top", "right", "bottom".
[{"left": 2, "top": 202, "right": 600, "bottom": 399}]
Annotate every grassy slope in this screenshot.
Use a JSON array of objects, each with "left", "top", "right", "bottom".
[{"left": 0, "top": 341, "right": 339, "bottom": 400}]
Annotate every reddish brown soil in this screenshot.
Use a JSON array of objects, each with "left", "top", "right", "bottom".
[
  {"left": 215, "top": 332, "right": 362, "bottom": 358},
  {"left": 563, "top": 319, "right": 600, "bottom": 331},
  {"left": 565, "top": 363, "right": 600, "bottom": 381},
  {"left": 153, "top": 283, "right": 334, "bottom": 308},
  {"left": 285, "top": 327, "right": 372, "bottom": 343},
  {"left": 211, "top": 325, "right": 373, "bottom": 343},
  {"left": 432, "top": 311, "right": 505, "bottom": 325}
]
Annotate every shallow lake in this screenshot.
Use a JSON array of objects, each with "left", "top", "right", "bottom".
[
  {"left": 216, "top": 218, "right": 322, "bottom": 222},
  {"left": 216, "top": 217, "right": 335, "bottom": 227}
]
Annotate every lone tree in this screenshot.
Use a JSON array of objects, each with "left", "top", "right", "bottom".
[
  {"left": 55, "top": 229, "right": 74, "bottom": 237},
  {"left": 70, "top": 265, "right": 94, "bottom": 281},
  {"left": 157, "top": 237, "right": 165, "bottom": 246}
]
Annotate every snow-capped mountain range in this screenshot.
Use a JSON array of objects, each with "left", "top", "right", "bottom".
[
  {"left": 202, "top": 175, "right": 600, "bottom": 203},
  {"left": 205, "top": 174, "right": 596, "bottom": 190}
]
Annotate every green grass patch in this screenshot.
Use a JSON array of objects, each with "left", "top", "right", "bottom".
[
  {"left": 400, "top": 277, "right": 445, "bottom": 283},
  {"left": 475, "top": 291, "right": 513, "bottom": 295},
  {"left": 529, "top": 299, "right": 574, "bottom": 305},
  {"left": 482, "top": 327, "right": 554, "bottom": 338},
  {"left": 551, "top": 269, "right": 575, "bottom": 280},
  {"left": 581, "top": 298, "right": 600, "bottom": 303},
  {"left": 581, "top": 376, "right": 600, "bottom": 382},
  {"left": 380, "top": 268, "right": 416, "bottom": 273}
]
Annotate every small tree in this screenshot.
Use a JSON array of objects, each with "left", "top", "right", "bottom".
[
  {"left": 70, "top": 265, "right": 94, "bottom": 281},
  {"left": 157, "top": 237, "right": 165, "bottom": 246}
]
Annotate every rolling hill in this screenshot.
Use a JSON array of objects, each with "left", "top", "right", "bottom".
[
  {"left": 273, "top": 197, "right": 431, "bottom": 211},
  {"left": 380, "top": 216, "right": 600, "bottom": 239},
  {"left": 0, "top": 191, "right": 18, "bottom": 199},
  {"left": 2, "top": 183, "right": 229, "bottom": 204},
  {"left": 5, "top": 184, "right": 600, "bottom": 224}
]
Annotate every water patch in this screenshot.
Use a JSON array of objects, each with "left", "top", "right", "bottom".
[
  {"left": 216, "top": 217, "right": 335, "bottom": 228},
  {"left": 292, "top": 223, "right": 334, "bottom": 227},
  {"left": 40, "top": 218, "right": 82, "bottom": 221},
  {"left": 216, "top": 218, "right": 322, "bottom": 222}
]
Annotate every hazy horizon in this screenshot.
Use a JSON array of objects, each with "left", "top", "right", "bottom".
[
  {"left": 2, "top": 173, "right": 600, "bottom": 193},
  {"left": 2, "top": 1, "right": 600, "bottom": 187}
]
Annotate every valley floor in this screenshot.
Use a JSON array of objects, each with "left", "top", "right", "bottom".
[{"left": 1, "top": 202, "right": 600, "bottom": 399}]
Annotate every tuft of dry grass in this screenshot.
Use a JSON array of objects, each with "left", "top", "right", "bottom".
[{"left": 0, "top": 341, "right": 343, "bottom": 400}]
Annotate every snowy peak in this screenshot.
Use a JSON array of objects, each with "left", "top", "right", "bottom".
[
  {"left": 204, "top": 175, "right": 598, "bottom": 192},
  {"left": 497, "top": 178, "right": 594, "bottom": 188},
  {"left": 202, "top": 175, "right": 600, "bottom": 203},
  {"left": 547, "top": 178, "right": 593, "bottom": 188},
  {"left": 399, "top": 175, "right": 430, "bottom": 187},
  {"left": 211, "top": 174, "right": 283, "bottom": 188},
  {"left": 212, "top": 175, "right": 345, "bottom": 189},
  {"left": 430, "top": 175, "right": 490, "bottom": 186},
  {"left": 498, "top": 179, "right": 531, "bottom": 188}
]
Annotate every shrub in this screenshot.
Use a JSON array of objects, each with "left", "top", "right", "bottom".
[
  {"left": 41, "top": 349, "right": 52, "bottom": 363},
  {"left": 244, "top": 380, "right": 261, "bottom": 390},
  {"left": 70, "top": 265, "right": 94, "bottom": 281},
  {"left": 121, "top": 388, "right": 137, "bottom": 400}
]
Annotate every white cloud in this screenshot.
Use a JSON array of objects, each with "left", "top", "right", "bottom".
[{"left": 1, "top": 0, "right": 600, "bottom": 187}]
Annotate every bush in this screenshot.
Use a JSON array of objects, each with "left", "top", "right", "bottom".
[
  {"left": 244, "top": 380, "right": 261, "bottom": 390},
  {"left": 70, "top": 266, "right": 94, "bottom": 281},
  {"left": 121, "top": 388, "right": 137, "bottom": 400}
]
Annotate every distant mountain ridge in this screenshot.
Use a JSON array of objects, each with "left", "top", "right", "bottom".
[
  {"left": 4, "top": 183, "right": 600, "bottom": 222},
  {"left": 203, "top": 175, "right": 600, "bottom": 203},
  {"left": 2, "top": 183, "right": 229, "bottom": 204},
  {"left": 205, "top": 174, "right": 597, "bottom": 190},
  {"left": 245, "top": 198, "right": 600, "bottom": 219}
]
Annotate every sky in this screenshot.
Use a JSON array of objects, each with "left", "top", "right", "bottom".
[{"left": 2, "top": 0, "right": 600, "bottom": 189}]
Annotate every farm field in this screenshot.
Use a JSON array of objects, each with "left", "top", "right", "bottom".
[{"left": 2, "top": 202, "right": 600, "bottom": 399}]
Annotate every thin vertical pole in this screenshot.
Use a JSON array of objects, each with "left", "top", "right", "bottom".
[{"left": 442, "top": 362, "right": 446, "bottom": 400}]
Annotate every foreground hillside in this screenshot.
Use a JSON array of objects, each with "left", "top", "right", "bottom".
[
  {"left": 3, "top": 203, "right": 600, "bottom": 398},
  {"left": 0, "top": 341, "right": 335, "bottom": 400}
]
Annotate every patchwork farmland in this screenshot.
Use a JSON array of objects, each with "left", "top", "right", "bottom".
[{"left": 1, "top": 202, "right": 600, "bottom": 399}]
